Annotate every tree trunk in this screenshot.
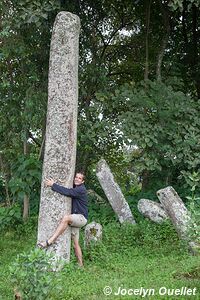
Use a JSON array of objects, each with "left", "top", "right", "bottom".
[
  {"left": 141, "top": 169, "right": 150, "bottom": 190},
  {"left": 156, "top": 0, "right": 170, "bottom": 81},
  {"left": 144, "top": 0, "right": 152, "bottom": 81},
  {"left": 23, "top": 137, "right": 29, "bottom": 220},
  {"left": 38, "top": 133, "right": 45, "bottom": 161},
  {"left": 0, "top": 153, "right": 11, "bottom": 206},
  {"left": 37, "top": 12, "right": 80, "bottom": 261},
  {"left": 191, "top": 5, "right": 200, "bottom": 99},
  {"left": 23, "top": 194, "right": 29, "bottom": 221}
]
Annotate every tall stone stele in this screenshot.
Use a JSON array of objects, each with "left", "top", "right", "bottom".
[
  {"left": 37, "top": 12, "right": 80, "bottom": 261},
  {"left": 96, "top": 159, "right": 136, "bottom": 224}
]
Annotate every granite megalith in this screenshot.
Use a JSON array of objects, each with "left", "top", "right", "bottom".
[{"left": 37, "top": 12, "right": 80, "bottom": 261}]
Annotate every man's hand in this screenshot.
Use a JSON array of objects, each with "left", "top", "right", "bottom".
[{"left": 45, "top": 178, "right": 55, "bottom": 187}]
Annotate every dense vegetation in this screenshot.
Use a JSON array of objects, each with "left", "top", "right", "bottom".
[
  {"left": 1, "top": 0, "right": 200, "bottom": 213},
  {"left": 1, "top": 219, "right": 200, "bottom": 299},
  {"left": 0, "top": 0, "right": 200, "bottom": 299}
]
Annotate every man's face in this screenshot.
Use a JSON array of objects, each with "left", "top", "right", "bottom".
[{"left": 74, "top": 173, "right": 84, "bottom": 186}]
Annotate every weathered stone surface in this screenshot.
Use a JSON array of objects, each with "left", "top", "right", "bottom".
[
  {"left": 188, "top": 241, "right": 200, "bottom": 256},
  {"left": 84, "top": 222, "right": 102, "bottom": 247},
  {"left": 96, "top": 159, "right": 136, "bottom": 224},
  {"left": 157, "top": 186, "right": 191, "bottom": 239},
  {"left": 138, "top": 199, "right": 168, "bottom": 223},
  {"left": 37, "top": 12, "right": 80, "bottom": 261}
]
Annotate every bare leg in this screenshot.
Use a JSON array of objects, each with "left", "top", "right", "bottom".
[
  {"left": 48, "top": 215, "right": 72, "bottom": 244},
  {"left": 72, "top": 237, "right": 83, "bottom": 267},
  {"left": 47, "top": 215, "right": 72, "bottom": 245}
]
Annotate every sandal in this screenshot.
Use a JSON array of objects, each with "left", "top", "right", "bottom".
[{"left": 37, "top": 240, "right": 51, "bottom": 249}]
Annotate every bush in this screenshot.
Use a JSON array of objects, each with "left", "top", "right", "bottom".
[
  {"left": 10, "top": 248, "right": 61, "bottom": 300},
  {"left": 0, "top": 204, "right": 22, "bottom": 231},
  {"left": 15, "top": 215, "right": 38, "bottom": 237}
]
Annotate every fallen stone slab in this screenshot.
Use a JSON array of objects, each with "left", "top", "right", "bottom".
[{"left": 138, "top": 199, "right": 168, "bottom": 223}]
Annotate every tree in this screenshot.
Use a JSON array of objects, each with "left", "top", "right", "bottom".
[
  {"left": 0, "top": 0, "right": 199, "bottom": 207},
  {"left": 0, "top": 0, "right": 58, "bottom": 216},
  {"left": 116, "top": 80, "right": 200, "bottom": 190}
]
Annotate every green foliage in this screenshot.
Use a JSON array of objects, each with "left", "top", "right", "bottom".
[
  {"left": 1, "top": 0, "right": 199, "bottom": 196},
  {"left": 87, "top": 193, "right": 116, "bottom": 225},
  {"left": 10, "top": 248, "right": 60, "bottom": 300},
  {"left": 9, "top": 155, "right": 42, "bottom": 202},
  {"left": 115, "top": 80, "right": 200, "bottom": 188},
  {"left": 169, "top": 0, "right": 199, "bottom": 11},
  {"left": 84, "top": 221, "right": 181, "bottom": 268},
  {"left": 0, "top": 1, "right": 51, "bottom": 211},
  {"left": 12, "top": 0, "right": 60, "bottom": 28},
  {"left": 15, "top": 215, "right": 38, "bottom": 237},
  {"left": 180, "top": 170, "right": 200, "bottom": 192},
  {"left": 185, "top": 172, "right": 200, "bottom": 244},
  {"left": 0, "top": 204, "right": 22, "bottom": 231},
  {"left": 0, "top": 1, "right": 199, "bottom": 295},
  {"left": 1, "top": 219, "right": 200, "bottom": 299}
]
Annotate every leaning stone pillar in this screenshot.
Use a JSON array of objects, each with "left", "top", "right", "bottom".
[
  {"left": 157, "top": 186, "right": 200, "bottom": 255},
  {"left": 157, "top": 186, "right": 191, "bottom": 239},
  {"left": 96, "top": 159, "right": 136, "bottom": 224},
  {"left": 37, "top": 12, "right": 80, "bottom": 261}
]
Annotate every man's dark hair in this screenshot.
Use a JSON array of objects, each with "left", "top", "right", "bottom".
[{"left": 75, "top": 171, "right": 85, "bottom": 181}]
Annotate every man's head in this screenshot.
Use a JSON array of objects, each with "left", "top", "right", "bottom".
[{"left": 74, "top": 172, "right": 85, "bottom": 186}]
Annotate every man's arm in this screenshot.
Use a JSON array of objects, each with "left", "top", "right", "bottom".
[
  {"left": 52, "top": 183, "right": 85, "bottom": 198},
  {"left": 44, "top": 178, "right": 85, "bottom": 198}
]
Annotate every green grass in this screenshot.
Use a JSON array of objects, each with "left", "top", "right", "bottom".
[{"left": 1, "top": 220, "right": 200, "bottom": 300}]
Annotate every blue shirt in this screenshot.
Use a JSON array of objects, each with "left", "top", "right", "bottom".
[{"left": 52, "top": 183, "right": 88, "bottom": 219}]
